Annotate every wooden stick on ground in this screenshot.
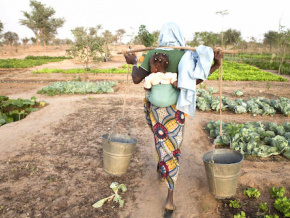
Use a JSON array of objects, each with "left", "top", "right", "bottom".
[{"left": 117, "top": 46, "right": 238, "bottom": 55}]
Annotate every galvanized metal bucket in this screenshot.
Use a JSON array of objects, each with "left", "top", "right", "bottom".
[
  {"left": 202, "top": 149, "right": 244, "bottom": 199},
  {"left": 102, "top": 133, "right": 137, "bottom": 176}
]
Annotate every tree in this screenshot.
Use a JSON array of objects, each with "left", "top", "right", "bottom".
[
  {"left": 277, "top": 26, "right": 290, "bottom": 74},
  {"left": 189, "top": 31, "right": 220, "bottom": 47},
  {"left": 65, "top": 38, "right": 73, "bottom": 45},
  {"left": 67, "top": 26, "right": 105, "bottom": 78},
  {"left": 115, "top": 29, "right": 126, "bottom": 45},
  {"left": 223, "top": 29, "right": 241, "bottom": 48},
  {"left": 103, "top": 30, "right": 114, "bottom": 44},
  {"left": 0, "top": 20, "right": 3, "bottom": 45},
  {"left": 237, "top": 40, "right": 248, "bottom": 52},
  {"left": 263, "top": 31, "right": 279, "bottom": 52},
  {"left": 152, "top": 30, "right": 160, "bottom": 46},
  {"left": 137, "top": 25, "right": 154, "bottom": 47},
  {"left": 4, "top": 31, "right": 19, "bottom": 47},
  {"left": 102, "top": 30, "right": 114, "bottom": 60},
  {"left": 52, "top": 38, "right": 61, "bottom": 45},
  {"left": 20, "top": 0, "right": 65, "bottom": 49},
  {"left": 22, "top": 37, "right": 30, "bottom": 47},
  {"left": 95, "top": 24, "right": 103, "bottom": 36},
  {"left": 30, "top": 37, "right": 37, "bottom": 45},
  {"left": 132, "top": 35, "right": 142, "bottom": 45},
  {"left": 0, "top": 20, "right": 3, "bottom": 33}
]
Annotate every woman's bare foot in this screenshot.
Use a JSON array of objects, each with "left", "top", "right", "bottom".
[{"left": 165, "top": 189, "right": 175, "bottom": 211}]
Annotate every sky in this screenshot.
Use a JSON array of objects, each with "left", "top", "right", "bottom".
[{"left": 1, "top": 0, "right": 290, "bottom": 43}]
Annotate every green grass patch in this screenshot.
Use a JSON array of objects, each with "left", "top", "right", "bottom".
[{"left": 0, "top": 56, "right": 72, "bottom": 68}]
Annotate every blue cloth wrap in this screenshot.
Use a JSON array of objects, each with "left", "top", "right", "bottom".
[{"left": 177, "top": 45, "right": 214, "bottom": 117}]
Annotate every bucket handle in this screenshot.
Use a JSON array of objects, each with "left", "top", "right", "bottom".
[
  {"left": 210, "top": 58, "right": 223, "bottom": 163},
  {"left": 107, "top": 117, "right": 132, "bottom": 141}
]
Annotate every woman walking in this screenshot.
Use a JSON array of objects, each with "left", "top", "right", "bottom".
[{"left": 125, "top": 22, "right": 223, "bottom": 215}]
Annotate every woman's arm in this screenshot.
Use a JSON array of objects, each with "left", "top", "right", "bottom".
[
  {"left": 124, "top": 54, "right": 150, "bottom": 84},
  {"left": 132, "top": 65, "right": 150, "bottom": 84},
  {"left": 196, "top": 48, "right": 223, "bottom": 85}
]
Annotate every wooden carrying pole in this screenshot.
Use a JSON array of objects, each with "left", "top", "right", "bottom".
[{"left": 117, "top": 46, "right": 238, "bottom": 55}]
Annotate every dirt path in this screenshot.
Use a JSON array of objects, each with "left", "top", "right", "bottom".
[{"left": 0, "top": 90, "right": 97, "bottom": 160}]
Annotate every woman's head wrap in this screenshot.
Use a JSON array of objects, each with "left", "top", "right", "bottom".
[{"left": 158, "top": 22, "right": 185, "bottom": 47}]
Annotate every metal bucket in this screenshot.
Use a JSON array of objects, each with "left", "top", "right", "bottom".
[
  {"left": 202, "top": 149, "right": 244, "bottom": 199},
  {"left": 102, "top": 133, "right": 137, "bottom": 176}
]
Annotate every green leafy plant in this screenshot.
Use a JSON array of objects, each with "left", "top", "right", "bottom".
[
  {"left": 265, "top": 215, "right": 279, "bottom": 218},
  {"left": 259, "top": 202, "right": 268, "bottom": 212},
  {"left": 243, "top": 188, "right": 261, "bottom": 199},
  {"left": 270, "top": 186, "right": 286, "bottom": 198},
  {"left": 205, "top": 121, "right": 290, "bottom": 158},
  {"left": 208, "top": 87, "right": 218, "bottom": 94},
  {"left": 234, "top": 90, "right": 244, "bottom": 96},
  {"left": 274, "top": 196, "right": 290, "bottom": 217},
  {"left": 0, "top": 96, "right": 46, "bottom": 127},
  {"left": 266, "top": 81, "right": 271, "bottom": 90},
  {"left": 92, "top": 182, "right": 127, "bottom": 208},
  {"left": 197, "top": 89, "right": 290, "bottom": 117},
  {"left": 37, "top": 81, "right": 117, "bottom": 96},
  {"left": 234, "top": 211, "right": 246, "bottom": 218},
  {"left": 229, "top": 200, "right": 240, "bottom": 209},
  {"left": 199, "top": 83, "right": 207, "bottom": 89}
]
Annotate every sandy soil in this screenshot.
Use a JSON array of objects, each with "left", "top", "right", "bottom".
[{"left": 0, "top": 46, "right": 289, "bottom": 217}]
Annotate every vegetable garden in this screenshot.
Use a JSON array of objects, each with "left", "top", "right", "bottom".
[{"left": 0, "top": 49, "right": 289, "bottom": 217}]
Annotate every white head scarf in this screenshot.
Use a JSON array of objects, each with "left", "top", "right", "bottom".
[{"left": 158, "top": 22, "right": 185, "bottom": 47}]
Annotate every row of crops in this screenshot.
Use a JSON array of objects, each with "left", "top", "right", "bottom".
[
  {"left": 0, "top": 56, "right": 72, "bottom": 68},
  {"left": 225, "top": 52, "right": 290, "bottom": 62},
  {"left": 31, "top": 61, "right": 287, "bottom": 82},
  {"left": 196, "top": 88, "right": 290, "bottom": 116},
  {"left": 208, "top": 61, "right": 286, "bottom": 81},
  {"left": 37, "top": 81, "right": 117, "bottom": 96},
  {"left": 32, "top": 68, "right": 128, "bottom": 74},
  {"left": 0, "top": 96, "right": 46, "bottom": 126},
  {"left": 206, "top": 121, "right": 290, "bottom": 159},
  {"left": 0, "top": 55, "right": 288, "bottom": 81},
  {"left": 225, "top": 52, "right": 290, "bottom": 75}
]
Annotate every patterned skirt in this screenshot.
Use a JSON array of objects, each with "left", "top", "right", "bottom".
[{"left": 145, "top": 100, "right": 185, "bottom": 190}]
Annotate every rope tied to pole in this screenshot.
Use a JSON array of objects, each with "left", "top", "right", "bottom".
[
  {"left": 122, "top": 64, "right": 130, "bottom": 119},
  {"left": 210, "top": 59, "right": 224, "bottom": 163}
]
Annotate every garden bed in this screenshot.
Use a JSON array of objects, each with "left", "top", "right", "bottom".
[{"left": 0, "top": 56, "right": 72, "bottom": 68}]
